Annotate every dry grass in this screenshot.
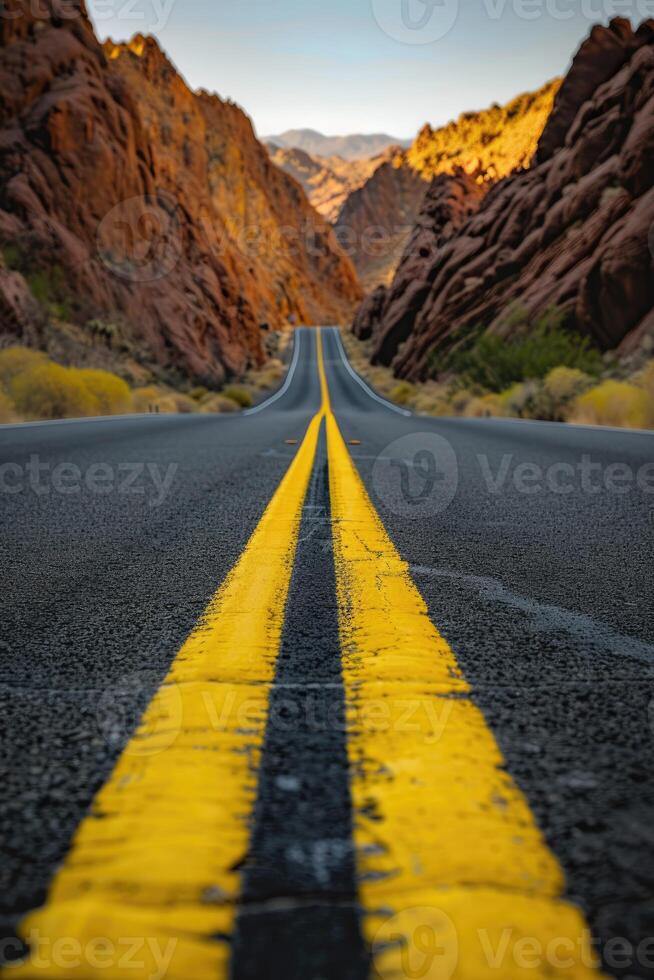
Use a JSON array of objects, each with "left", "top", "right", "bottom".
[{"left": 339, "top": 329, "right": 654, "bottom": 430}]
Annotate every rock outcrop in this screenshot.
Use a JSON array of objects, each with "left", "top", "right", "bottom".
[
  {"left": 339, "top": 79, "right": 559, "bottom": 291},
  {"left": 0, "top": 1, "right": 361, "bottom": 384},
  {"left": 354, "top": 19, "right": 654, "bottom": 377}
]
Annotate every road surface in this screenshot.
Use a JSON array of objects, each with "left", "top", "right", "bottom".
[{"left": 1, "top": 327, "right": 653, "bottom": 979}]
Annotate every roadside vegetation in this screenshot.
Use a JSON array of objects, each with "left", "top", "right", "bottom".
[
  {"left": 341, "top": 321, "right": 654, "bottom": 430},
  {"left": 0, "top": 345, "right": 289, "bottom": 423}
]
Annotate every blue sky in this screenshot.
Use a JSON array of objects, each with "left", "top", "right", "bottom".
[{"left": 88, "top": 0, "right": 637, "bottom": 139}]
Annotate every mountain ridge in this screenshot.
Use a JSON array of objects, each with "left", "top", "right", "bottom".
[{"left": 264, "top": 129, "right": 411, "bottom": 161}]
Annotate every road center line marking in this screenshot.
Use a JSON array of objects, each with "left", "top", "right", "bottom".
[
  {"left": 12, "top": 406, "right": 323, "bottom": 979},
  {"left": 317, "top": 328, "right": 604, "bottom": 979}
]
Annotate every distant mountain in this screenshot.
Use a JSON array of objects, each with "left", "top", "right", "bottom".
[
  {"left": 265, "top": 129, "right": 411, "bottom": 161},
  {"left": 265, "top": 143, "right": 396, "bottom": 224}
]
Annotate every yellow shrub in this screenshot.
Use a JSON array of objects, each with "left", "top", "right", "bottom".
[
  {"left": 569, "top": 380, "right": 649, "bottom": 429},
  {"left": 10, "top": 363, "right": 98, "bottom": 420},
  {"left": 543, "top": 366, "right": 593, "bottom": 403},
  {"left": 634, "top": 361, "right": 654, "bottom": 427},
  {"left": 390, "top": 381, "right": 416, "bottom": 406},
  {"left": 201, "top": 394, "right": 239, "bottom": 414},
  {"left": 0, "top": 387, "right": 16, "bottom": 423},
  {"left": 449, "top": 389, "right": 475, "bottom": 415},
  {"left": 222, "top": 385, "right": 253, "bottom": 408},
  {"left": 76, "top": 369, "right": 131, "bottom": 416},
  {"left": 0, "top": 346, "right": 47, "bottom": 388},
  {"left": 131, "top": 386, "right": 179, "bottom": 414},
  {"left": 463, "top": 393, "right": 505, "bottom": 417},
  {"left": 172, "top": 393, "right": 197, "bottom": 414}
]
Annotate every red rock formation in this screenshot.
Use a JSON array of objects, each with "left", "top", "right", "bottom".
[
  {"left": 356, "top": 19, "right": 654, "bottom": 377},
  {"left": 352, "top": 170, "right": 485, "bottom": 357},
  {"left": 0, "top": 1, "right": 361, "bottom": 384},
  {"left": 341, "top": 80, "right": 558, "bottom": 291}
]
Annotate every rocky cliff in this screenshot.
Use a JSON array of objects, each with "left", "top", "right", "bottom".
[
  {"left": 0, "top": 1, "right": 361, "bottom": 385},
  {"left": 340, "top": 80, "right": 559, "bottom": 291},
  {"left": 354, "top": 19, "right": 654, "bottom": 378}
]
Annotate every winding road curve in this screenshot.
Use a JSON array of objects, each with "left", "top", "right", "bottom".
[{"left": 1, "top": 328, "right": 653, "bottom": 979}]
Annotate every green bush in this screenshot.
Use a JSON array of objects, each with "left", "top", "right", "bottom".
[
  {"left": 25, "top": 265, "right": 71, "bottom": 319},
  {"left": 77, "top": 369, "right": 131, "bottom": 415},
  {"left": 10, "top": 363, "right": 98, "bottom": 420},
  {"left": 438, "top": 315, "right": 603, "bottom": 392}
]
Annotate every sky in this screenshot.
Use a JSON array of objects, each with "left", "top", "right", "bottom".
[{"left": 88, "top": 0, "right": 641, "bottom": 139}]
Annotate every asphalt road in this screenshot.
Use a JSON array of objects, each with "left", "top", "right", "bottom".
[{"left": 1, "top": 327, "right": 653, "bottom": 979}]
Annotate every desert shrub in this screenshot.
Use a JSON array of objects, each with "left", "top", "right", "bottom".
[
  {"left": 497, "top": 380, "right": 542, "bottom": 418},
  {"left": 412, "top": 382, "right": 451, "bottom": 416},
  {"left": 222, "top": 385, "right": 253, "bottom": 408},
  {"left": 76, "top": 369, "right": 131, "bottom": 415},
  {"left": 132, "top": 386, "right": 179, "bottom": 414},
  {"left": 440, "top": 318, "right": 602, "bottom": 392},
  {"left": 449, "top": 389, "right": 475, "bottom": 415},
  {"left": 190, "top": 386, "right": 210, "bottom": 401},
  {"left": 535, "top": 366, "right": 594, "bottom": 421},
  {"left": 0, "top": 347, "right": 48, "bottom": 388},
  {"left": 0, "top": 387, "right": 16, "bottom": 423},
  {"left": 10, "top": 363, "right": 98, "bottom": 419},
  {"left": 543, "top": 366, "right": 593, "bottom": 403},
  {"left": 172, "top": 393, "right": 197, "bottom": 414},
  {"left": 201, "top": 394, "right": 239, "bottom": 414},
  {"left": 390, "top": 381, "right": 416, "bottom": 406},
  {"left": 568, "top": 380, "right": 649, "bottom": 429},
  {"left": 634, "top": 361, "right": 654, "bottom": 427},
  {"left": 463, "top": 393, "right": 505, "bottom": 417},
  {"left": 249, "top": 359, "right": 285, "bottom": 390}
]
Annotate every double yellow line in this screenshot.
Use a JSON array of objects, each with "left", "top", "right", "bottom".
[{"left": 12, "top": 330, "right": 602, "bottom": 979}]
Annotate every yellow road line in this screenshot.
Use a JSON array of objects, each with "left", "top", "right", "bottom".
[
  {"left": 11, "top": 409, "right": 323, "bottom": 979},
  {"left": 318, "top": 330, "right": 603, "bottom": 979}
]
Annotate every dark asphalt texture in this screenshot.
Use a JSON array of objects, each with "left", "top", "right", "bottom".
[{"left": 2, "top": 327, "right": 654, "bottom": 978}]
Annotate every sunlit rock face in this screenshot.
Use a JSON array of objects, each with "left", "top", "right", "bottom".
[
  {"left": 353, "top": 19, "right": 654, "bottom": 378},
  {"left": 0, "top": 3, "right": 361, "bottom": 384},
  {"left": 341, "top": 79, "right": 559, "bottom": 292}
]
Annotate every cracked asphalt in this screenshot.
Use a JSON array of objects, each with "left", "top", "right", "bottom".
[{"left": 1, "top": 327, "right": 654, "bottom": 978}]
